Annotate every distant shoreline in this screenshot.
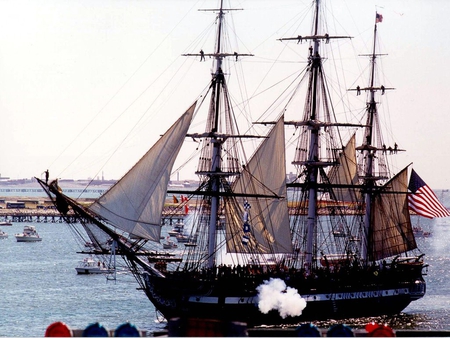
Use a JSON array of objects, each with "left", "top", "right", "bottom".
[{"left": 0, "top": 177, "right": 199, "bottom": 189}]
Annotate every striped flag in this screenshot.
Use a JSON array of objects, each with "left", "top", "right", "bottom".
[{"left": 408, "top": 169, "right": 450, "bottom": 218}]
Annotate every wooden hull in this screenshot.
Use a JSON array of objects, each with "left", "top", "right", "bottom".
[{"left": 141, "top": 263, "right": 426, "bottom": 326}]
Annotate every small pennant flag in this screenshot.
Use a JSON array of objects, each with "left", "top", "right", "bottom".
[
  {"left": 376, "top": 13, "right": 383, "bottom": 23},
  {"left": 243, "top": 223, "right": 250, "bottom": 232},
  {"left": 242, "top": 201, "right": 252, "bottom": 245},
  {"left": 242, "top": 235, "right": 249, "bottom": 245}
]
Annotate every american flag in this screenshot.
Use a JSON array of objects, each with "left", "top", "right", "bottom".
[
  {"left": 376, "top": 13, "right": 383, "bottom": 23},
  {"left": 408, "top": 169, "right": 450, "bottom": 218}
]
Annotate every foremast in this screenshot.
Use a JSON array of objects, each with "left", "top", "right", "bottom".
[{"left": 186, "top": 0, "right": 254, "bottom": 269}]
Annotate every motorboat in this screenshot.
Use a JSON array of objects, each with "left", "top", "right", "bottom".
[
  {"left": 413, "top": 226, "right": 432, "bottom": 238},
  {"left": 15, "top": 225, "right": 42, "bottom": 242},
  {"left": 0, "top": 229, "right": 8, "bottom": 239},
  {"left": 167, "top": 228, "right": 183, "bottom": 237},
  {"left": 175, "top": 233, "right": 190, "bottom": 243},
  {"left": 162, "top": 236, "right": 178, "bottom": 249},
  {"left": 75, "top": 256, "right": 113, "bottom": 275}
]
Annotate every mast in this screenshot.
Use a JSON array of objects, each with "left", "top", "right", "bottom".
[
  {"left": 359, "top": 13, "right": 393, "bottom": 261},
  {"left": 207, "top": 1, "right": 224, "bottom": 269},
  {"left": 304, "top": 0, "right": 321, "bottom": 273},
  {"left": 279, "top": 0, "right": 351, "bottom": 273},
  {"left": 192, "top": 0, "right": 252, "bottom": 268}
]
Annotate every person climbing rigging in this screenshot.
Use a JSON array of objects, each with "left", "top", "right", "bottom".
[{"left": 200, "top": 49, "right": 205, "bottom": 61}]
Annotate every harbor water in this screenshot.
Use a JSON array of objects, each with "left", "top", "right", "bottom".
[
  {"left": 0, "top": 220, "right": 168, "bottom": 337},
  {"left": 0, "top": 189, "right": 450, "bottom": 336}
]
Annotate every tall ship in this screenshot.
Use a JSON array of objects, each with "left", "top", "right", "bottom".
[{"left": 36, "top": 0, "right": 441, "bottom": 327}]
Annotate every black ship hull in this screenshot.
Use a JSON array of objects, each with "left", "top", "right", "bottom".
[{"left": 142, "top": 262, "right": 426, "bottom": 326}]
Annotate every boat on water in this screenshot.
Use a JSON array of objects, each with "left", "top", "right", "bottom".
[
  {"left": 174, "top": 233, "right": 190, "bottom": 243},
  {"left": 162, "top": 236, "right": 178, "bottom": 250},
  {"left": 0, "top": 221, "right": 12, "bottom": 226},
  {"left": 15, "top": 225, "right": 42, "bottom": 242},
  {"left": 36, "top": 0, "right": 450, "bottom": 327},
  {"left": 413, "top": 226, "right": 431, "bottom": 238},
  {"left": 173, "top": 220, "right": 184, "bottom": 229},
  {"left": 167, "top": 220, "right": 185, "bottom": 237},
  {"left": 167, "top": 228, "right": 183, "bottom": 237},
  {"left": 0, "top": 229, "right": 8, "bottom": 238},
  {"left": 75, "top": 256, "right": 114, "bottom": 275}
]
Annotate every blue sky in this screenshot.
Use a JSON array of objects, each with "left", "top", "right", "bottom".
[{"left": 0, "top": 0, "right": 448, "bottom": 189}]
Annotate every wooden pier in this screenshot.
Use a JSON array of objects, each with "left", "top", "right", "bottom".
[{"left": 0, "top": 207, "right": 186, "bottom": 224}]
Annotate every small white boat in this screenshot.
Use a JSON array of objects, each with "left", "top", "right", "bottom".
[
  {"left": 163, "top": 236, "right": 178, "bottom": 249},
  {"left": 0, "top": 221, "right": 12, "bottom": 226},
  {"left": 75, "top": 256, "right": 113, "bottom": 275},
  {"left": 168, "top": 228, "right": 183, "bottom": 237},
  {"left": 15, "top": 226, "right": 42, "bottom": 242},
  {"left": 413, "top": 226, "right": 432, "bottom": 238},
  {"left": 0, "top": 229, "right": 8, "bottom": 238},
  {"left": 173, "top": 220, "right": 184, "bottom": 228},
  {"left": 175, "top": 233, "right": 190, "bottom": 243}
]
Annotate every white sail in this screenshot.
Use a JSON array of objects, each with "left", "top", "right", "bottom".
[
  {"left": 88, "top": 102, "right": 196, "bottom": 241},
  {"left": 329, "top": 134, "right": 359, "bottom": 202},
  {"left": 227, "top": 116, "right": 293, "bottom": 254}
]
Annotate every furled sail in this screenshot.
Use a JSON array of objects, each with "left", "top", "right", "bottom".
[
  {"left": 88, "top": 102, "right": 197, "bottom": 241},
  {"left": 227, "top": 116, "right": 293, "bottom": 254},
  {"left": 328, "top": 134, "right": 360, "bottom": 202},
  {"left": 369, "top": 167, "right": 417, "bottom": 261}
]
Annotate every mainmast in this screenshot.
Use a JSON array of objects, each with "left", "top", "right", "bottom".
[
  {"left": 304, "top": 0, "right": 321, "bottom": 274},
  {"left": 206, "top": 1, "right": 225, "bottom": 269},
  {"left": 279, "top": 0, "right": 351, "bottom": 272}
]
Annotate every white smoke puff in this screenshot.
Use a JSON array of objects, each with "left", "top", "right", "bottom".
[
  {"left": 256, "top": 278, "right": 307, "bottom": 318},
  {"left": 257, "top": 278, "right": 285, "bottom": 313}
]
